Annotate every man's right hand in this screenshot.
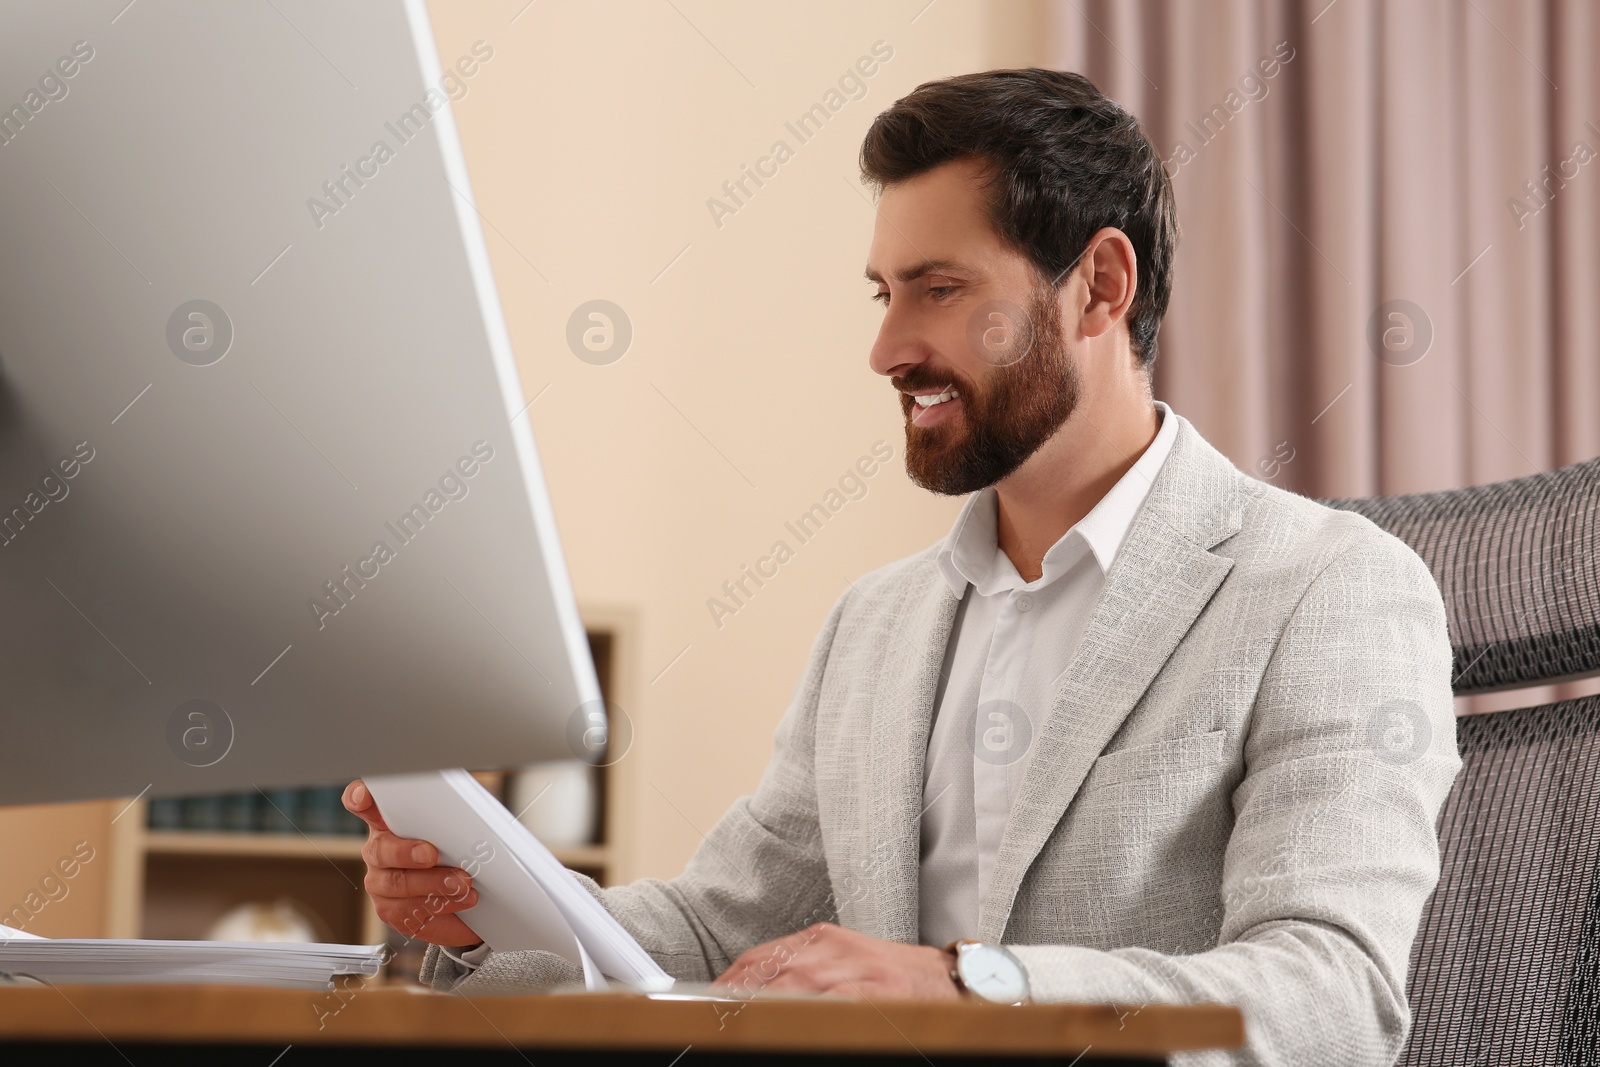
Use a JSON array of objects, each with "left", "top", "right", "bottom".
[{"left": 343, "top": 779, "right": 484, "bottom": 949}]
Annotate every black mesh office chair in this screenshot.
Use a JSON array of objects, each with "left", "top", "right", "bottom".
[{"left": 1323, "top": 455, "right": 1600, "bottom": 1065}]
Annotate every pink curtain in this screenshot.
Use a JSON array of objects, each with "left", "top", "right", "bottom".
[{"left": 1047, "top": 0, "right": 1600, "bottom": 710}]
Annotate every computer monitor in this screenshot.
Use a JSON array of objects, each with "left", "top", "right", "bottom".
[{"left": 0, "top": 0, "right": 602, "bottom": 805}]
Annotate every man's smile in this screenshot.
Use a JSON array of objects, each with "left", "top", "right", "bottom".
[{"left": 907, "top": 384, "right": 962, "bottom": 427}]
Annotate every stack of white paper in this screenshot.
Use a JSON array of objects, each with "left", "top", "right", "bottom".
[
  {"left": 0, "top": 926, "right": 385, "bottom": 989},
  {"left": 365, "top": 768, "right": 674, "bottom": 992}
]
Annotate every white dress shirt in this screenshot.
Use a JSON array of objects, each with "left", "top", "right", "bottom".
[{"left": 917, "top": 401, "right": 1178, "bottom": 947}]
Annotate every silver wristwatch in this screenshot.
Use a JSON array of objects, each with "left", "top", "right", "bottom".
[{"left": 946, "top": 939, "right": 1031, "bottom": 1004}]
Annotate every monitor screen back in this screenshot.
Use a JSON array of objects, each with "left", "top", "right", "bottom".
[{"left": 0, "top": 0, "right": 599, "bottom": 805}]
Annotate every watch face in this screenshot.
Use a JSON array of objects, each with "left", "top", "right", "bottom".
[{"left": 957, "top": 943, "right": 1029, "bottom": 1004}]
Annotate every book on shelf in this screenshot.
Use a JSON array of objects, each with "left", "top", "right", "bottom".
[{"left": 147, "top": 786, "right": 367, "bottom": 836}]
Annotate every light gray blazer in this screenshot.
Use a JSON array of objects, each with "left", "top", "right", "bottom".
[{"left": 422, "top": 413, "right": 1461, "bottom": 1067}]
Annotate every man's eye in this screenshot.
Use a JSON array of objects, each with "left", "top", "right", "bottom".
[
  {"left": 871, "top": 291, "right": 890, "bottom": 304},
  {"left": 927, "top": 286, "right": 957, "bottom": 299}
]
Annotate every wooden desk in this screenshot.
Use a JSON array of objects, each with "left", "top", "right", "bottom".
[{"left": 0, "top": 983, "right": 1241, "bottom": 1065}]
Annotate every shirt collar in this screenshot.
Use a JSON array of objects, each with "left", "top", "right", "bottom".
[{"left": 936, "top": 400, "right": 1178, "bottom": 596}]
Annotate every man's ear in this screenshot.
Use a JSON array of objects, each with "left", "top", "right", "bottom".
[{"left": 1077, "top": 227, "right": 1137, "bottom": 341}]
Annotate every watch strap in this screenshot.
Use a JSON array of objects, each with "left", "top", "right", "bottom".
[{"left": 943, "top": 940, "right": 967, "bottom": 994}]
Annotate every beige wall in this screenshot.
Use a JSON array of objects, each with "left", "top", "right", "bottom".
[
  {"left": 425, "top": 0, "right": 1044, "bottom": 881},
  {"left": 0, "top": 1, "right": 1044, "bottom": 931},
  {"left": 6, "top": 0, "right": 1589, "bottom": 935}
]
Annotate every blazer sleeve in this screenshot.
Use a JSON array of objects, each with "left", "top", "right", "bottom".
[
  {"left": 421, "top": 593, "right": 848, "bottom": 993},
  {"left": 1008, "top": 531, "right": 1462, "bottom": 1067}
]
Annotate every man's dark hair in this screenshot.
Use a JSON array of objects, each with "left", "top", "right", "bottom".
[{"left": 859, "top": 69, "right": 1178, "bottom": 369}]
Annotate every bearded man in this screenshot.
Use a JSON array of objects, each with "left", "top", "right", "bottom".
[{"left": 347, "top": 69, "right": 1459, "bottom": 1067}]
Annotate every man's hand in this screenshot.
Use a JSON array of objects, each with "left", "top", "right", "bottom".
[
  {"left": 710, "top": 922, "right": 961, "bottom": 1000},
  {"left": 343, "top": 779, "right": 483, "bottom": 949}
]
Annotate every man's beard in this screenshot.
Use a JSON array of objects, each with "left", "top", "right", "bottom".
[{"left": 897, "top": 286, "right": 1080, "bottom": 496}]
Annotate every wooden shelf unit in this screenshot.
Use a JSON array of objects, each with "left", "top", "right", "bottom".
[
  {"left": 103, "top": 609, "right": 639, "bottom": 965},
  {"left": 138, "top": 828, "right": 610, "bottom": 870}
]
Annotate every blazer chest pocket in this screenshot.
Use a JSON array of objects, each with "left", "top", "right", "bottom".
[{"left": 1088, "top": 728, "right": 1227, "bottom": 790}]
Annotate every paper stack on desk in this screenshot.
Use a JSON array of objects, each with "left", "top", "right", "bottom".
[
  {"left": 365, "top": 768, "right": 674, "bottom": 993},
  {"left": 0, "top": 925, "right": 385, "bottom": 989}
]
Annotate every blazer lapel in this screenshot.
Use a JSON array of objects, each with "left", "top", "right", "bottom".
[
  {"left": 852, "top": 561, "right": 960, "bottom": 944},
  {"left": 977, "top": 417, "right": 1246, "bottom": 939}
]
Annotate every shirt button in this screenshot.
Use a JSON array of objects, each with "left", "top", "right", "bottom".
[{"left": 1016, "top": 594, "right": 1033, "bottom": 612}]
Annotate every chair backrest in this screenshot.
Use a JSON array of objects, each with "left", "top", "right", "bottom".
[
  {"left": 1322, "top": 455, "right": 1600, "bottom": 695},
  {"left": 1398, "top": 695, "right": 1600, "bottom": 1066},
  {"left": 1320, "top": 458, "right": 1600, "bottom": 1063}
]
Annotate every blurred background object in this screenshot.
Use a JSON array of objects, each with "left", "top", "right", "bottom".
[
  {"left": 205, "top": 899, "right": 325, "bottom": 945},
  {"left": 509, "top": 762, "right": 599, "bottom": 848}
]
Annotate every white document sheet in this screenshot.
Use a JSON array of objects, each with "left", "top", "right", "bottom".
[
  {"left": 0, "top": 935, "right": 384, "bottom": 989},
  {"left": 365, "top": 768, "right": 673, "bottom": 992}
]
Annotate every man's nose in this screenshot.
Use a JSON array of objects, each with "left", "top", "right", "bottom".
[{"left": 868, "top": 306, "right": 928, "bottom": 379}]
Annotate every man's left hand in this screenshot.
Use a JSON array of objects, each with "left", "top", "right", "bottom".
[{"left": 709, "top": 922, "right": 962, "bottom": 999}]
